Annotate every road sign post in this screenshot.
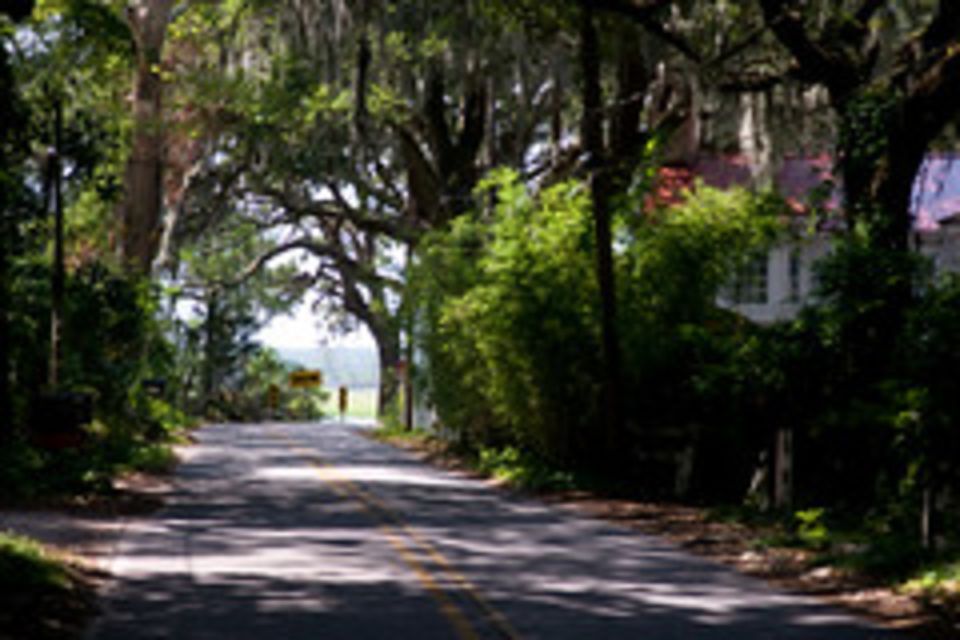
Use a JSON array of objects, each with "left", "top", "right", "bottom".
[
  {"left": 338, "top": 386, "right": 348, "bottom": 422},
  {"left": 397, "top": 359, "right": 412, "bottom": 431},
  {"left": 266, "top": 384, "right": 280, "bottom": 417}
]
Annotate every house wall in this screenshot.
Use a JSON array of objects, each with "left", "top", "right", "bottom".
[
  {"left": 723, "top": 227, "right": 960, "bottom": 324},
  {"left": 917, "top": 225, "right": 960, "bottom": 275},
  {"left": 719, "top": 236, "right": 830, "bottom": 323}
]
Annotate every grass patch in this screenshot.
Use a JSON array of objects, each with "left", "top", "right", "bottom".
[
  {"left": 369, "top": 422, "right": 432, "bottom": 445},
  {"left": 0, "top": 532, "right": 97, "bottom": 640},
  {"left": 0, "top": 533, "right": 70, "bottom": 591},
  {"left": 710, "top": 503, "right": 955, "bottom": 588},
  {"left": 371, "top": 426, "right": 579, "bottom": 493},
  {"left": 902, "top": 558, "right": 960, "bottom": 606},
  {"left": 119, "top": 442, "right": 179, "bottom": 475},
  {"left": 473, "top": 446, "right": 577, "bottom": 492}
]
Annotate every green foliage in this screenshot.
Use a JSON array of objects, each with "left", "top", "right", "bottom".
[
  {"left": 771, "top": 240, "right": 938, "bottom": 515},
  {"left": 618, "top": 185, "right": 785, "bottom": 457},
  {"left": 211, "top": 347, "right": 329, "bottom": 423},
  {"left": 904, "top": 274, "right": 960, "bottom": 488},
  {"left": 4, "top": 256, "right": 170, "bottom": 427},
  {"left": 0, "top": 533, "right": 69, "bottom": 591},
  {"left": 474, "top": 446, "right": 576, "bottom": 492},
  {"left": 0, "top": 528, "right": 96, "bottom": 639},
  {"left": 372, "top": 422, "right": 431, "bottom": 441},
  {"left": 122, "top": 442, "right": 178, "bottom": 475},
  {"left": 793, "top": 507, "right": 830, "bottom": 550},
  {"left": 0, "top": 440, "right": 45, "bottom": 499},
  {"left": 414, "top": 169, "right": 787, "bottom": 479},
  {"left": 414, "top": 169, "right": 600, "bottom": 461},
  {"left": 903, "top": 559, "right": 960, "bottom": 601},
  {"left": 167, "top": 215, "right": 305, "bottom": 421},
  {"left": 0, "top": 253, "right": 193, "bottom": 500},
  {"left": 622, "top": 184, "right": 784, "bottom": 325}
]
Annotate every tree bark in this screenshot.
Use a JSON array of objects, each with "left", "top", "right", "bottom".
[
  {"left": 581, "top": 6, "right": 626, "bottom": 461},
  {"left": 0, "top": 9, "right": 32, "bottom": 439},
  {"left": 0, "top": 45, "right": 15, "bottom": 442},
  {"left": 49, "top": 99, "right": 65, "bottom": 389},
  {"left": 401, "top": 70, "right": 487, "bottom": 226},
  {"left": 117, "top": 0, "right": 175, "bottom": 273},
  {"left": 759, "top": 0, "right": 960, "bottom": 252},
  {"left": 334, "top": 247, "right": 401, "bottom": 418},
  {"left": 202, "top": 290, "right": 219, "bottom": 413},
  {"left": 373, "top": 325, "right": 401, "bottom": 418}
]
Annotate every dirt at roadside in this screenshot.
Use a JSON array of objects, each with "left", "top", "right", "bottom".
[
  {"left": 0, "top": 472, "right": 173, "bottom": 640},
  {"left": 377, "top": 433, "right": 960, "bottom": 640},
  {"left": 0, "top": 472, "right": 170, "bottom": 567},
  {"left": 545, "top": 493, "right": 956, "bottom": 639}
]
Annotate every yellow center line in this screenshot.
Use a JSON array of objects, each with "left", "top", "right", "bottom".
[
  {"left": 328, "top": 469, "right": 523, "bottom": 640},
  {"left": 381, "top": 527, "right": 480, "bottom": 640},
  {"left": 272, "top": 431, "right": 488, "bottom": 640}
]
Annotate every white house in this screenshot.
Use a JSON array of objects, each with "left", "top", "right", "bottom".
[{"left": 661, "top": 153, "right": 960, "bottom": 323}]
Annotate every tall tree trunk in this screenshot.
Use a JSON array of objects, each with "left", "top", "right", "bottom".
[
  {"left": 580, "top": 6, "right": 625, "bottom": 461},
  {"left": 836, "top": 97, "right": 924, "bottom": 377},
  {"left": 336, "top": 255, "right": 401, "bottom": 419},
  {"left": 202, "top": 291, "right": 219, "bottom": 413},
  {"left": 0, "top": 226, "right": 11, "bottom": 442},
  {"left": 49, "top": 99, "right": 65, "bottom": 389},
  {"left": 370, "top": 320, "right": 400, "bottom": 418},
  {"left": 118, "top": 0, "right": 175, "bottom": 273},
  {"left": 871, "top": 135, "right": 926, "bottom": 255},
  {"left": 0, "top": 15, "right": 31, "bottom": 440},
  {"left": 0, "top": 44, "right": 14, "bottom": 442}
]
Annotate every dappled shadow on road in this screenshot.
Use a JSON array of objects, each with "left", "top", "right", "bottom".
[
  {"left": 90, "top": 422, "right": 901, "bottom": 640},
  {"left": 91, "top": 424, "right": 457, "bottom": 640},
  {"left": 286, "top": 422, "right": 904, "bottom": 639}
]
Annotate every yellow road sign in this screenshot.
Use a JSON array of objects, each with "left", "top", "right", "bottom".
[{"left": 289, "top": 370, "right": 322, "bottom": 388}]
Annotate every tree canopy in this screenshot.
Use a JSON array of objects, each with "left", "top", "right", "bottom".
[{"left": 4, "top": 0, "right": 960, "bottom": 586}]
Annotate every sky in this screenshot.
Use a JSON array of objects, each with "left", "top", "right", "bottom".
[
  {"left": 254, "top": 295, "right": 376, "bottom": 350},
  {"left": 249, "top": 245, "right": 377, "bottom": 351}
]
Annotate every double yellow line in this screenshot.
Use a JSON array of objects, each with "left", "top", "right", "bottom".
[{"left": 274, "top": 428, "right": 522, "bottom": 640}]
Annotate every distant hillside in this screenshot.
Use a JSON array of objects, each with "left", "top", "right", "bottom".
[{"left": 276, "top": 346, "right": 379, "bottom": 388}]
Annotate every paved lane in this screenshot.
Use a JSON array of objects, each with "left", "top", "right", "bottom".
[{"left": 89, "top": 422, "right": 900, "bottom": 639}]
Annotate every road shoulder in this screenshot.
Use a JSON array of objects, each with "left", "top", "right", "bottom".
[{"left": 369, "top": 429, "right": 956, "bottom": 639}]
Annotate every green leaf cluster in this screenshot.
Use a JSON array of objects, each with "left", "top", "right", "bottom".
[
  {"left": 414, "top": 169, "right": 599, "bottom": 461},
  {"left": 413, "top": 170, "right": 786, "bottom": 469}
]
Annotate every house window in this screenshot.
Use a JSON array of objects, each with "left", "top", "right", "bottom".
[
  {"left": 730, "top": 253, "right": 769, "bottom": 304},
  {"left": 787, "top": 249, "right": 802, "bottom": 303}
]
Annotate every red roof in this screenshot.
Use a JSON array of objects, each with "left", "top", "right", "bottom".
[
  {"left": 649, "top": 152, "right": 960, "bottom": 231},
  {"left": 649, "top": 154, "right": 837, "bottom": 214}
]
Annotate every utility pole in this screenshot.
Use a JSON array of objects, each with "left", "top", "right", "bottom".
[{"left": 581, "top": 5, "right": 625, "bottom": 460}]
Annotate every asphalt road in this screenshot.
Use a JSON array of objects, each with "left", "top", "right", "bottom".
[{"left": 87, "top": 421, "right": 901, "bottom": 640}]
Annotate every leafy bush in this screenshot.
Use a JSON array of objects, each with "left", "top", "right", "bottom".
[
  {"left": 413, "top": 169, "right": 600, "bottom": 461},
  {"left": 794, "top": 507, "right": 830, "bottom": 550},
  {"left": 413, "top": 170, "right": 787, "bottom": 486},
  {"left": 0, "top": 440, "right": 44, "bottom": 501},
  {"left": 617, "top": 185, "right": 786, "bottom": 495},
  {"left": 475, "top": 445, "right": 576, "bottom": 492}
]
